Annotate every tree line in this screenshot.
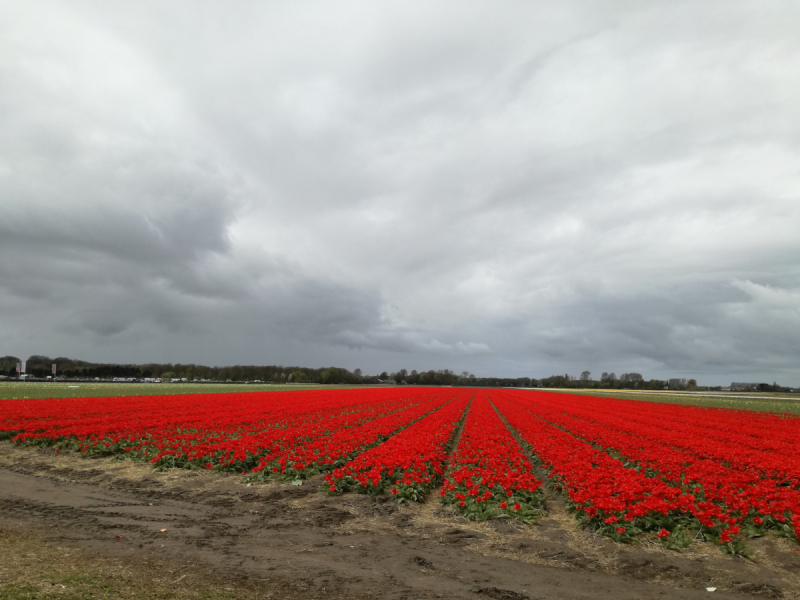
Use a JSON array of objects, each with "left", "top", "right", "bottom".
[
  {"left": 0, "top": 356, "right": 361, "bottom": 385},
  {"left": 1, "top": 356, "right": 791, "bottom": 391},
  {"left": 538, "top": 371, "right": 687, "bottom": 390},
  {"left": 0, "top": 356, "right": 532, "bottom": 387}
]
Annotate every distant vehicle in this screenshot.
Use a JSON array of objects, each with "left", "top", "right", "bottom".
[{"left": 19, "top": 374, "right": 35, "bottom": 380}]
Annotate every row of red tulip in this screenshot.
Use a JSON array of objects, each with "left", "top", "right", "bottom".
[
  {"left": 249, "top": 391, "right": 454, "bottom": 480},
  {"left": 582, "top": 396, "right": 800, "bottom": 487},
  {"left": 490, "top": 390, "right": 800, "bottom": 551},
  {"left": 325, "top": 392, "right": 470, "bottom": 502},
  {"left": 146, "top": 390, "right": 445, "bottom": 471},
  {"left": 1, "top": 389, "right": 441, "bottom": 473},
  {"left": 439, "top": 393, "right": 544, "bottom": 522},
  {"left": 3, "top": 387, "right": 797, "bottom": 551},
  {"left": 489, "top": 391, "right": 685, "bottom": 542}
]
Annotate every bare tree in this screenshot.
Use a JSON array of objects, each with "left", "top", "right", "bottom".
[{"left": 580, "top": 370, "right": 591, "bottom": 381}]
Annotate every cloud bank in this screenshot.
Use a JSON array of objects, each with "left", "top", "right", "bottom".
[{"left": 2, "top": 1, "right": 799, "bottom": 384}]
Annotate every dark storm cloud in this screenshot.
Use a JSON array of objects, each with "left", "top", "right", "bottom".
[{"left": 1, "top": 1, "right": 799, "bottom": 383}]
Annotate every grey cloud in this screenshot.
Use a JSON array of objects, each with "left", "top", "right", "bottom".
[
  {"left": 334, "top": 327, "right": 492, "bottom": 357},
  {"left": 513, "top": 277, "right": 800, "bottom": 381},
  {"left": 2, "top": 1, "right": 800, "bottom": 383}
]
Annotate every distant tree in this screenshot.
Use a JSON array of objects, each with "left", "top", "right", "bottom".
[
  {"left": 540, "top": 374, "right": 571, "bottom": 388},
  {"left": 325, "top": 368, "right": 353, "bottom": 384},
  {"left": 580, "top": 371, "right": 591, "bottom": 381},
  {"left": 289, "top": 369, "right": 307, "bottom": 383},
  {"left": 598, "top": 372, "right": 618, "bottom": 388},
  {"left": 668, "top": 378, "right": 687, "bottom": 390},
  {"left": 161, "top": 371, "right": 176, "bottom": 381},
  {"left": 620, "top": 373, "right": 643, "bottom": 382},
  {"left": 687, "top": 378, "right": 697, "bottom": 390},
  {"left": 617, "top": 373, "right": 643, "bottom": 388},
  {"left": 379, "top": 371, "right": 389, "bottom": 381}
]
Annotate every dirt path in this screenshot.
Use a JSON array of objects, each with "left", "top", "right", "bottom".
[{"left": 1, "top": 444, "right": 798, "bottom": 600}]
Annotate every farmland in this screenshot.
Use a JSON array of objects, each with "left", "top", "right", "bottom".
[
  {"left": 1, "top": 387, "right": 799, "bottom": 599},
  {"left": 0, "top": 381, "right": 350, "bottom": 401},
  {"left": 547, "top": 387, "right": 800, "bottom": 417}
]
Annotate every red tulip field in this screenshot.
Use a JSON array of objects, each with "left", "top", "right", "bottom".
[
  {"left": 2, "top": 386, "right": 798, "bottom": 558},
  {"left": 4, "top": 386, "right": 800, "bottom": 598}
]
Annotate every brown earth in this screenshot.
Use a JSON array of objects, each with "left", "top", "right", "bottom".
[{"left": 1, "top": 444, "right": 799, "bottom": 600}]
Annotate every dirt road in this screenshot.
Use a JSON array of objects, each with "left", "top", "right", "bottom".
[{"left": 1, "top": 444, "right": 798, "bottom": 599}]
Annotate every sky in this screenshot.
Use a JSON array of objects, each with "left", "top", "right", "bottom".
[{"left": 1, "top": 1, "right": 799, "bottom": 385}]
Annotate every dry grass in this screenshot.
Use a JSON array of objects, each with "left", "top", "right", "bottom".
[{"left": 0, "top": 527, "right": 256, "bottom": 600}]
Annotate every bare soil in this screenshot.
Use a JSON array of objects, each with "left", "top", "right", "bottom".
[{"left": 1, "top": 444, "right": 799, "bottom": 600}]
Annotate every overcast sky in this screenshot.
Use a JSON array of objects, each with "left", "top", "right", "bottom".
[{"left": 2, "top": 1, "right": 799, "bottom": 384}]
